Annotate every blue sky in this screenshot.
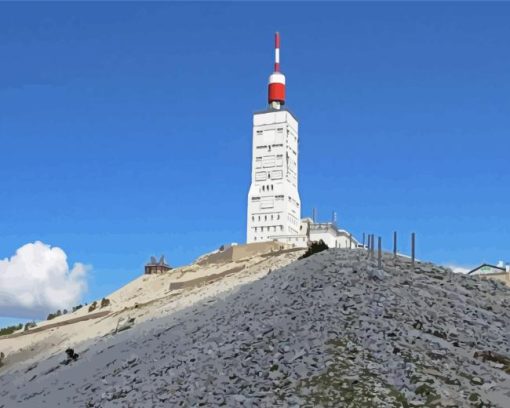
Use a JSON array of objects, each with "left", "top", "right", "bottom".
[{"left": 1, "top": 2, "right": 509, "bottom": 324}]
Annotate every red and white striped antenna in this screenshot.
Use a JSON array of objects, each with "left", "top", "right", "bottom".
[
  {"left": 274, "top": 32, "right": 281, "bottom": 72},
  {"left": 268, "top": 32, "right": 286, "bottom": 107}
]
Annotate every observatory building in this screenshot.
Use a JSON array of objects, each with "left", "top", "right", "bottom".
[{"left": 246, "top": 33, "right": 358, "bottom": 249}]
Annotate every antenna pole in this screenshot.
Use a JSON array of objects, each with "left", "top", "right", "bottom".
[{"left": 274, "top": 32, "right": 280, "bottom": 72}]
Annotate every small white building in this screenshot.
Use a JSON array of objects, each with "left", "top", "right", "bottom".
[
  {"left": 303, "top": 218, "right": 359, "bottom": 249},
  {"left": 468, "top": 262, "right": 510, "bottom": 287},
  {"left": 267, "top": 217, "right": 359, "bottom": 249}
]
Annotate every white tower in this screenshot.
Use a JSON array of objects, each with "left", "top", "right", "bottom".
[{"left": 247, "top": 33, "right": 302, "bottom": 244}]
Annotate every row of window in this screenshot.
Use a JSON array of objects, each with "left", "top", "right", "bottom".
[
  {"left": 254, "top": 225, "right": 284, "bottom": 233},
  {"left": 288, "top": 214, "right": 299, "bottom": 226},
  {"left": 286, "top": 196, "right": 300, "bottom": 207},
  {"left": 256, "top": 128, "right": 284, "bottom": 135},
  {"left": 255, "top": 170, "right": 283, "bottom": 181},
  {"left": 251, "top": 195, "right": 284, "bottom": 202},
  {"left": 252, "top": 214, "right": 281, "bottom": 222}
]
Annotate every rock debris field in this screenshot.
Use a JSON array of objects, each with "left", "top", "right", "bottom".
[{"left": 1, "top": 248, "right": 509, "bottom": 407}]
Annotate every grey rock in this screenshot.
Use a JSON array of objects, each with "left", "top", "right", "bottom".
[{"left": 1, "top": 249, "right": 509, "bottom": 408}]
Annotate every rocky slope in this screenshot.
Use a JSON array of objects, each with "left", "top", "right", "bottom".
[
  {"left": 0, "top": 244, "right": 302, "bottom": 372},
  {"left": 1, "top": 248, "right": 509, "bottom": 407}
]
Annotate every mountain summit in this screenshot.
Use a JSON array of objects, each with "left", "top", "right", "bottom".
[{"left": 1, "top": 248, "right": 509, "bottom": 407}]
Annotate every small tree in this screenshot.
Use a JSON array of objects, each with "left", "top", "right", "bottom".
[
  {"left": 88, "top": 301, "right": 98, "bottom": 313},
  {"left": 72, "top": 304, "right": 83, "bottom": 312},
  {"left": 100, "top": 298, "right": 111, "bottom": 308},
  {"left": 24, "top": 322, "right": 36, "bottom": 331}
]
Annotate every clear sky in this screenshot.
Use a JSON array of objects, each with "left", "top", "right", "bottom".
[{"left": 1, "top": 2, "right": 509, "bottom": 324}]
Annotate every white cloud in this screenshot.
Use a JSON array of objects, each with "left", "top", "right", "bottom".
[
  {"left": 445, "top": 264, "right": 473, "bottom": 274},
  {"left": 0, "top": 241, "right": 89, "bottom": 319}
]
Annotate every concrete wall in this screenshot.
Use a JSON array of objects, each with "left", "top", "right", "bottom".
[
  {"left": 267, "top": 234, "right": 308, "bottom": 248},
  {"left": 169, "top": 265, "right": 246, "bottom": 291},
  {"left": 197, "top": 242, "right": 287, "bottom": 266},
  {"left": 247, "top": 110, "right": 301, "bottom": 244},
  {"left": 476, "top": 272, "right": 510, "bottom": 286}
]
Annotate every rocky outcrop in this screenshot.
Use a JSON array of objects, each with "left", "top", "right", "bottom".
[{"left": 0, "top": 249, "right": 509, "bottom": 407}]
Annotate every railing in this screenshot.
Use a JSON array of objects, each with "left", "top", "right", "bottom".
[{"left": 361, "top": 231, "right": 417, "bottom": 268}]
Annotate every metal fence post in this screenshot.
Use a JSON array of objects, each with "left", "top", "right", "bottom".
[
  {"left": 393, "top": 231, "right": 397, "bottom": 258},
  {"left": 362, "top": 233, "right": 366, "bottom": 248},
  {"left": 411, "top": 232, "right": 416, "bottom": 268},
  {"left": 378, "top": 236, "right": 382, "bottom": 268}
]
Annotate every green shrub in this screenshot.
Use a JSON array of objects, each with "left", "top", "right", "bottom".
[
  {"left": 100, "top": 298, "right": 111, "bottom": 308},
  {"left": 299, "top": 240, "right": 329, "bottom": 260},
  {"left": 88, "top": 301, "right": 98, "bottom": 313},
  {"left": 23, "top": 322, "right": 36, "bottom": 331},
  {"left": 72, "top": 304, "right": 83, "bottom": 312}
]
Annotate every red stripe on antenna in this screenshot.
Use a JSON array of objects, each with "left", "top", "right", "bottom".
[{"left": 274, "top": 32, "right": 280, "bottom": 72}]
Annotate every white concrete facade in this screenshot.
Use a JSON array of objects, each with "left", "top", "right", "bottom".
[
  {"left": 263, "top": 218, "right": 360, "bottom": 249},
  {"left": 302, "top": 218, "right": 360, "bottom": 249},
  {"left": 247, "top": 109, "right": 301, "bottom": 244}
]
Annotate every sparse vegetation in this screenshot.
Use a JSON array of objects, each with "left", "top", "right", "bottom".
[
  {"left": 88, "top": 301, "right": 98, "bottom": 313},
  {"left": 100, "top": 298, "right": 111, "bottom": 308},
  {"left": 298, "top": 337, "right": 410, "bottom": 407},
  {"left": 0, "top": 324, "right": 22, "bottom": 337},
  {"left": 72, "top": 304, "right": 83, "bottom": 312},
  {"left": 299, "top": 240, "right": 328, "bottom": 260},
  {"left": 47, "top": 309, "right": 62, "bottom": 320},
  {"left": 23, "top": 321, "right": 36, "bottom": 331}
]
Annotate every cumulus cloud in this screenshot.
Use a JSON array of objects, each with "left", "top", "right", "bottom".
[{"left": 0, "top": 241, "right": 89, "bottom": 319}]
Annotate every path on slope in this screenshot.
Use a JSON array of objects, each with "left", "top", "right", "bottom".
[{"left": 0, "top": 249, "right": 509, "bottom": 407}]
